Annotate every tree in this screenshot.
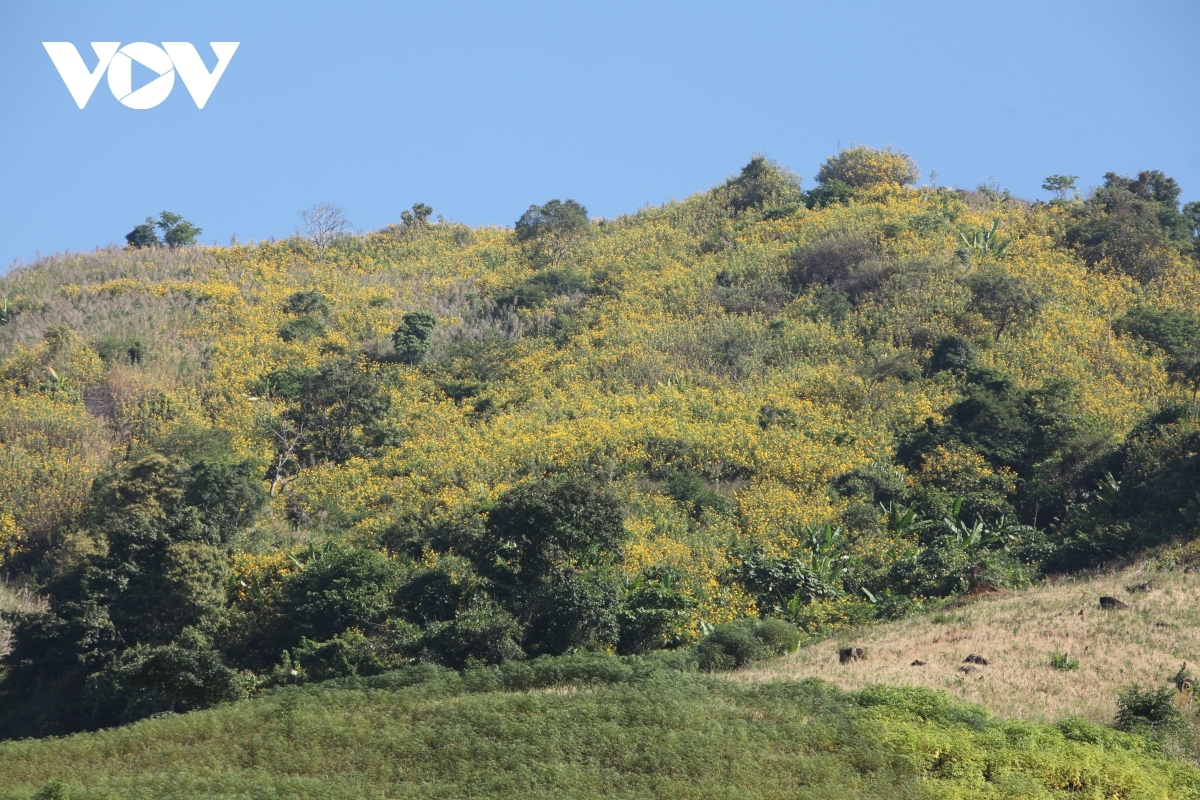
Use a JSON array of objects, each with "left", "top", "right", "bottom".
[
  {"left": 298, "top": 203, "right": 350, "bottom": 254},
  {"left": 262, "top": 359, "right": 393, "bottom": 479},
  {"left": 283, "top": 290, "right": 332, "bottom": 318},
  {"left": 392, "top": 312, "right": 437, "bottom": 365},
  {"left": 514, "top": 199, "right": 589, "bottom": 244},
  {"left": 815, "top": 146, "right": 919, "bottom": 190},
  {"left": 276, "top": 548, "right": 401, "bottom": 645},
  {"left": 125, "top": 212, "right": 201, "bottom": 249},
  {"left": 720, "top": 155, "right": 802, "bottom": 213},
  {"left": 480, "top": 476, "right": 626, "bottom": 655},
  {"left": 400, "top": 202, "right": 433, "bottom": 230},
  {"left": 1066, "top": 170, "right": 1192, "bottom": 282},
  {"left": 966, "top": 269, "right": 1044, "bottom": 340},
  {"left": 1183, "top": 201, "right": 1200, "bottom": 255},
  {"left": 182, "top": 458, "right": 268, "bottom": 544},
  {"left": 788, "top": 234, "right": 893, "bottom": 303},
  {"left": 125, "top": 218, "right": 159, "bottom": 249},
  {"left": 156, "top": 211, "right": 202, "bottom": 248},
  {"left": 1042, "top": 175, "right": 1079, "bottom": 202},
  {"left": 115, "top": 643, "right": 245, "bottom": 713}
]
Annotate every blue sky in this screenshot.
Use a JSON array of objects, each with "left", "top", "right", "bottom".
[{"left": 1, "top": 0, "right": 1197, "bottom": 268}]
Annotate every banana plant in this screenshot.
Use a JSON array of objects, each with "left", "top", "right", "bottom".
[
  {"left": 1094, "top": 471, "right": 1121, "bottom": 506},
  {"left": 288, "top": 540, "right": 338, "bottom": 569},
  {"left": 881, "top": 501, "right": 934, "bottom": 538},
  {"left": 942, "top": 497, "right": 1029, "bottom": 559},
  {"left": 807, "top": 522, "right": 850, "bottom": 586}
]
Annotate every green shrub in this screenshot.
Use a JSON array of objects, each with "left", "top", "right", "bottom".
[
  {"left": 289, "top": 630, "right": 401, "bottom": 681},
  {"left": 1115, "top": 684, "right": 1185, "bottom": 736},
  {"left": 277, "top": 549, "right": 402, "bottom": 646},
  {"left": 815, "top": 146, "right": 920, "bottom": 189},
  {"left": 1050, "top": 651, "right": 1079, "bottom": 671},
  {"left": 754, "top": 618, "right": 801, "bottom": 655},
  {"left": 392, "top": 311, "right": 437, "bottom": 364},
  {"left": 788, "top": 234, "right": 893, "bottom": 304},
  {"left": 615, "top": 567, "right": 695, "bottom": 655},
  {"left": 718, "top": 155, "right": 802, "bottom": 213},
  {"left": 514, "top": 200, "right": 589, "bottom": 244},
  {"left": 283, "top": 290, "right": 331, "bottom": 318},
  {"left": 278, "top": 315, "right": 325, "bottom": 342},
  {"left": 695, "top": 618, "right": 800, "bottom": 671},
  {"left": 114, "top": 643, "right": 248, "bottom": 712},
  {"left": 695, "top": 619, "right": 766, "bottom": 670},
  {"left": 1116, "top": 306, "right": 1200, "bottom": 357},
  {"left": 33, "top": 780, "right": 70, "bottom": 800}
]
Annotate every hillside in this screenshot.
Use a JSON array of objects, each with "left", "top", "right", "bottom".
[
  {"left": 735, "top": 556, "right": 1200, "bottom": 724},
  {"left": 1, "top": 147, "right": 1199, "bottom": 757},
  {"left": 1, "top": 659, "right": 1198, "bottom": 799}
]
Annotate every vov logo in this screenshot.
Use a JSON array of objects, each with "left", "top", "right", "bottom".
[{"left": 43, "top": 42, "right": 239, "bottom": 109}]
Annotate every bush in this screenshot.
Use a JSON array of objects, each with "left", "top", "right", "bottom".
[
  {"left": 494, "top": 268, "right": 592, "bottom": 309},
  {"left": 115, "top": 643, "right": 247, "bottom": 712},
  {"left": 1050, "top": 651, "right": 1079, "bottom": 671},
  {"left": 788, "top": 234, "right": 894, "bottom": 303},
  {"left": 815, "top": 146, "right": 919, "bottom": 189},
  {"left": 695, "top": 620, "right": 766, "bottom": 670},
  {"left": 731, "top": 547, "right": 840, "bottom": 616},
  {"left": 1115, "top": 306, "right": 1200, "bottom": 357},
  {"left": 965, "top": 269, "right": 1044, "bottom": 341},
  {"left": 420, "top": 597, "right": 525, "bottom": 669},
  {"left": 124, "top": 219, "right": 159, "bottom": 249},
  {"left": 718, "top": 155, "right": 803, "bottom": 214},
  {"left": 392, "top": 311, "right": 437, "bottom": 365},
  {"left": 278, "top": 316, "right": 325, "bottom": 342},
  {"left": 289, "top": 630, "right": 400, "bottom": 681},
  {"left": 753, "top": 618, "right": 801, "bottom": 655},
  {"left": 1066, "top": 171, "right": 1191, "bottom": 283},
  {"left": 1114, "top": 684, "right": 1185, "bottom": 736},
  {"left": 615, "top": 568, "right": 696, "bottom": 656},
  {"left": 277, "top": 549, "right": 402, "bottom": 646},
  {"left": 695, "top": 618, "right": 800, "bottom": 671}
]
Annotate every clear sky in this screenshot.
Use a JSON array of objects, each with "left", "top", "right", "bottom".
[{"left": 1, "top": 0, "right": 1197, "bottom": 268}]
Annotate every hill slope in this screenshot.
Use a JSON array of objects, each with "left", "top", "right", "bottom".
[
  {"left": 1, "top": 151, "right": 1200, "bottom": 751},
  {"left": 736, "top": 558, "right": 1200, "bottom": 725},
  {"left": 0, "top": 663, "right": 1197, "bottom": 800}
]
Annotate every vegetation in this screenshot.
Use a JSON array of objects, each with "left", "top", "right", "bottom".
[
  {"left": 124, "top": 212, "right": 202, "bottom": 250},
  {"left": 735, "top": 555, "right": 1200, "bottom": 733},
  {"left": 0, "top": 656, "right": 1196, "bottom": 799},
  {"left": 2, "top": 146, "right": 1200, "bottom": 789}
]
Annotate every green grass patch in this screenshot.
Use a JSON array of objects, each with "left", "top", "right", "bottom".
[{"left": 0, "top": 654, "right": 1195, "bottom": 799}]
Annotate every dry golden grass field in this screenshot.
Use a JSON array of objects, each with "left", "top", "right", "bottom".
[
  {"left": 733, "top": 562, "right": 1200, "bottom": 724},
  {"left": 0, "top": 580, "right": 42, "bottom": 659}
]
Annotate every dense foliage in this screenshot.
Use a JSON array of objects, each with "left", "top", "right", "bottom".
[{"left": 2, "top": 147, "right": 1200, "bottom": 739}]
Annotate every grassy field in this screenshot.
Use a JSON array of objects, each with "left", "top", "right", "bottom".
[
  {"left": 0, "top": 661, "right": 1197, "bottom": 799},
  {"left": 734, "top": 561, "right": 1200, "bottom": 725}
]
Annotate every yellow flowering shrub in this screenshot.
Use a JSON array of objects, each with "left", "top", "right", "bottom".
[{"left": 3, "top": 157, "right": 1199, "bottom": 638}]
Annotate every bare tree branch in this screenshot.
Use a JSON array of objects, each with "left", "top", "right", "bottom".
[{"left": 297, "top": 203, "right": 350, "bottom": 256}]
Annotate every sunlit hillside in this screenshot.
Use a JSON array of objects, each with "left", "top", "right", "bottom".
[
  {"left": 2, "top": 148, "right": 1199, "bottom": 742},
  {"left": 735, "top": 553, "right": 1200, "bottom": 724}
]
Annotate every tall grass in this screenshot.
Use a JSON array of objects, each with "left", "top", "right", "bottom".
[
  {"left": 0, "top": 578, "right": 44, "bottom": 659},
  {"left": 0, "top": 659, "right": 1195, "bottom": 799}
]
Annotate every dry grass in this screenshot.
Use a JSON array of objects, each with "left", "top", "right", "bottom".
[
  {"left": 0, "top": 578, "right": 45, "bottom": 658},
  {"left": 732, "top": 563, "right": 1200, "bottom": 724}
]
